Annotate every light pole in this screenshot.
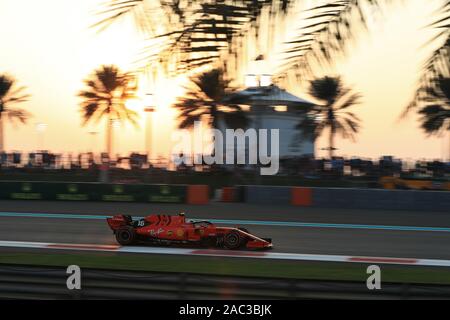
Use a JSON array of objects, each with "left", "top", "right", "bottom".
[
  {"left": 88, "top": 131, "right": 99, "bottom": 153},
  {"left": 35, "top": 123, "right": 47, "bottom": 151},
  {"left": 321, "top": 147, "right": 338, "bottom": 159},
  {"left": 0, "top": 113, "right": 4, "bottom": 153},
  {"left": 143, "top": 93, "right": 155, "bottom": 163},
  {"left": 245, "top": 54, "right": 271, "bottom": 88},
  {"left": 112, "top": 119, "right": 122, "bottom": 159}
]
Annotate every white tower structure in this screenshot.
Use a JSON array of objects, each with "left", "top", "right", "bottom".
[{"left": 223, "top": 84, "right": 315, "bottom": 159}]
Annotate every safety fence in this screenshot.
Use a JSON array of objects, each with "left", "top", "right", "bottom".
[
  {"left": 0, "top": 181, "right": 209, "bottom": 205},
  {"left": 0, "top": 264, "right": 449, "bottom": 299},
  {"left": 1, "top": 180, "right": 449, "bottom": 211},
  {"left": 219, "top": 185, "right": 450, "bottom": 212}
]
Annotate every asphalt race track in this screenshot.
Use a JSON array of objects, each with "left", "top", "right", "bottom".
[{"left": 0, "top": 200, "right": 450, "bottom": 259}]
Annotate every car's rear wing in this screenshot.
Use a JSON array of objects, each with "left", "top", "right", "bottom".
[{"left": 107, "top": 214, "right": 133, "bottom": 231}]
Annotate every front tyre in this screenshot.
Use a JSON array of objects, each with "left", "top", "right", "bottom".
[
  {"left": 224, "top": 231, "right": 242, "bottom": 250},
  {"left": 115, "top": 226, "right": 136, "bottom": 245}
]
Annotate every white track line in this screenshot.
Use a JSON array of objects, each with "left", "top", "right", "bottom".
[{"left": 1, "top": 240, "right": 450, "bottom": 267}]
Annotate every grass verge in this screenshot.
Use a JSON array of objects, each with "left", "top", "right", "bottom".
[{"left": 1, "top": 251, "right": 450, "bottom": 284}]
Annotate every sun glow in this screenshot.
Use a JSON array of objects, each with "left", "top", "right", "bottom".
[{"left": 125, "top": 98, "right": 143, "bottom": 111}]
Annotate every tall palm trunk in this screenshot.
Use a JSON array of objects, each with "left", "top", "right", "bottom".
[
  {"left": 327, "top": 107, "right": 336, "bottom": 159},
  {"left": 448, "top": 131, "right": 450, "bottom": 162},
  {"left": 329, "top": 127, "right": 335, "bottom": 159},
  {"left": 106, "top": 116, "right": 113, "bottom": 157},
  {"left": 0, "top": 112, "right": 4, "bottom": 153}
]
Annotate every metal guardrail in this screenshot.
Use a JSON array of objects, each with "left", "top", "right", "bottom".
[{"left": 1, "top": 264, "right": 450, "bottom": 299}]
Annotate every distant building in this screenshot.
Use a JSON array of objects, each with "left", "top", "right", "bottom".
[{"left": 220, "top": 84, "right": 315, "bottom": 160}]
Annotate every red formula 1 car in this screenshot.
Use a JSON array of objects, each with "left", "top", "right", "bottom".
[{"left": 107, "top": 213, "right": 272, "bottom": 250}]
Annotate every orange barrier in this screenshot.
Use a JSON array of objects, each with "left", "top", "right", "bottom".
[
  {"left": 291, "top": 187, "right": 313, "bottom": 206},
  {"left": 221, "top": 187, "right": 235, "bottom": 202},
  {"left": 187, "top": 185, "right": 209, "bottom": 205}
]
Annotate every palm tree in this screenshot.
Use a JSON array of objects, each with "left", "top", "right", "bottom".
[
  {"left": 405, "top": 1, "right": 449, "bottom": 115},
  {"left": 417, "top": 75, "right": 450, "bottom": 135},
  {"left": 299, "top": 76, "right": 362, "bottom": 158},
  {"left": 78, "top": 65, "right": 139, "bottom": 157},
  {"left": 94, "top": 1, "right": 381, "bottom": 82},
  {"left": 173, "top": 68, "right": 248, "bottom": 130},
  {"left": 0, "top": 74, "right": 31, "bottom": 152}
]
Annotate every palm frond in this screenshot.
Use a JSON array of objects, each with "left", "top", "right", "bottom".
[
  {"left": 405, "top": 0, "right": 450, "bottom": 115},
  {"left": 5, "top": 108, "right": 31, "bottom": 124},
  {"left": 335, "top": 91, "right": 362, "bottom": 110},
  {"left": 95, "top": 1, "right": 297, "bottom": 77},
  {"left": 93, "top": 0, "right": 154, "bottom": 34},
  {"left": 80, "top": 102, "right": 102, "bottom": 125},
  {"left": 178, "top": 116, "right": 202, "bottom": 129},
  {"left": 280, "top": 0, "right": 382, "bottom": 80},
  {"left": 418, "top": 103, "right": 450, "bottom": 135},
  {"left": 173, "top": 68, "right": 249, "bottom": 129},
  {"left": 118, "top": 105, "right": 140, "bottom": 127},
  {"left": 0, "top": 74, "right": 30, "bottom": 119}
]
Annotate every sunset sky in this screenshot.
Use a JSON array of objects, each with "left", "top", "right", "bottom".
[{"left": 0, "top": 0, "right": 448, "bottom": 161}]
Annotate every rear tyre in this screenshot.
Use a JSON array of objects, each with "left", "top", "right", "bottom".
[
  {"left": 115, "top": 226, "right": 136, "bottom": 245},
  {"left": 224, "top": 231, "right": 242, "bottom": 250}
]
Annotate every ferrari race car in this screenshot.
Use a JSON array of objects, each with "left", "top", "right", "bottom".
[{"left": 107, "top": 213, "right": 272, "bottom": 250}]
